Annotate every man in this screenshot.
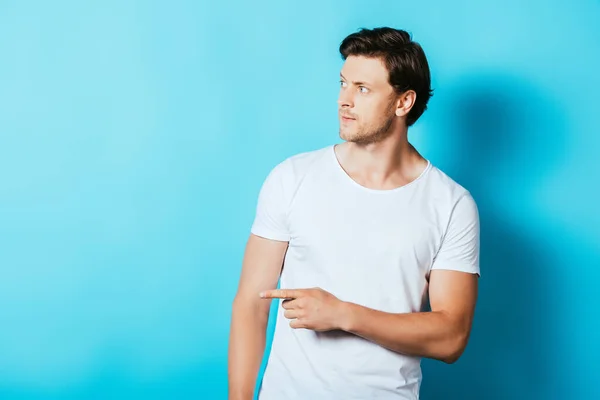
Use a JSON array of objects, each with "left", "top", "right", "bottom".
[{"left": 228, "top": 27, "right": 480, "bottom": 399}]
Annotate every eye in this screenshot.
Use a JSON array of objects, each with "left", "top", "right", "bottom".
[
  {"left": 340, "top": 80, "right": 347, "bottom": 88},
  {"left": 359, "top": 86, "right": 369, "bottom": 93}
]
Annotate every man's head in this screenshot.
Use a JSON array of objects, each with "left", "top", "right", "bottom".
[{"left": 337, "top": 27, "right": 433, "bottom": 144}]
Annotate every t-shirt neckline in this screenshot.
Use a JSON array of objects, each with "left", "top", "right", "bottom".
[{"left": 330, "top": 144, "right": 432, "bottom": 194}]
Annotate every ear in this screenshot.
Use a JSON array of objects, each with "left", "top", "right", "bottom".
[{"left": 395, "top": 90, "right": 417, "bottom": 117}]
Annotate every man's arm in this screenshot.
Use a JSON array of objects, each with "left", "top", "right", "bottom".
[
  {"left": 260, "top": 191, "right": 480, "bottom": 364},
  {"left": 262, "top": 269, "right": 478, "bottom": 364},
  {"left": 340, "top": 269, "right": 478, "bottom": 363},
  {"left": 228, "top": 234, "right": 288, "bottom": 400},
  {"left": 339, "top": 192, "right": 480, "bottom": 363}
]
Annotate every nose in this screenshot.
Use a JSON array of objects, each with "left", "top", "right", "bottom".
[{"left": 337, "top": 88, "right": 353, "bottom": 109}]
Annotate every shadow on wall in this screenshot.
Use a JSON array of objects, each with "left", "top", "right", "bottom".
[{"left": 420, "top": 73, "right": 582, "bottom": 400}]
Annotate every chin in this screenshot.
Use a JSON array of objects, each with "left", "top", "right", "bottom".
[
  {"left": 339, "top": 128, "right": 355, "bottom": 141},
  {"left": 339, "top": 131, "right": 361, "bottom": 143}
]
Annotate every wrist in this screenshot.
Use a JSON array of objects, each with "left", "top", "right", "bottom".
[{"left": 336, "top": 301, "right": 356, "bottom": 332}]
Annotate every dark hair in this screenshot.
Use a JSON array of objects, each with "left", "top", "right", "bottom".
[{"left": 339, "top": 27, "right": 433, "bottom": 126}]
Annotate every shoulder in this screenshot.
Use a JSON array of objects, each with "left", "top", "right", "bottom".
[
  {"left": 420, "top": 164, "right": 479, "bottom": 223},
  {"left": 273, "top": 145, "right": 330, "bottom": 175},
  {"left": 265, "top": 145, "right": 331, "bottom": 187},
  {"left": 258, "top": 145, "right": 331, "bottom": 201},
  {"left": 423, "top": 164, "right": 475, "bottom": 205}
]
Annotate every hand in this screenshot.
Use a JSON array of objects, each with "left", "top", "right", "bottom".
[{"left": 259, "top": 287, "right": 346, "bottom": 331}]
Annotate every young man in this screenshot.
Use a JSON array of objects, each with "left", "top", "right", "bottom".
[{"left": 228, "top": 27, "right": 480, "bottom": 400}]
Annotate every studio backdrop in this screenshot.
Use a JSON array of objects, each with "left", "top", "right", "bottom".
[{"left": 0, "top": 1, "right": 598, "bottom": 399}]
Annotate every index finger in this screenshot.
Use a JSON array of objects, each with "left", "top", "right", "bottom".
[{"left": 260, "top": 289, "right": 301, "bottom": 299}]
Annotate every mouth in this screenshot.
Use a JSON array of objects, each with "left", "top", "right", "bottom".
[{"left": 340, "top": 115, "right": 356, "bottom": 122}]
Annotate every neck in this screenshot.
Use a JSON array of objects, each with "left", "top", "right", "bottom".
[{"left": 335, "top": 132, "right": 427, "bottom": 190}]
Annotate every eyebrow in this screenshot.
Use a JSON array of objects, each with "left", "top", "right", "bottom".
[{"left": 340, "top": 73, "right": 371, "bottom": 87}]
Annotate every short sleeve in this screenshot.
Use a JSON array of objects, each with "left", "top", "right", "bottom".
[
  {"left": 250, "top": 161, "right": 291, "bottom": 242},
  {"left": 431, "top": 191, "right": 480, "bottom": 276}
]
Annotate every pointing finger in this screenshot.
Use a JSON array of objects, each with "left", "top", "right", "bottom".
[{"left": 259, "top": 289, "right": 301, "bottom": 299}]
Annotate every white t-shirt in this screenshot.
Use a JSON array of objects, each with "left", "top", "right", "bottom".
[{"left": 251, "top": 144, "right": 480, "bottom": 400}]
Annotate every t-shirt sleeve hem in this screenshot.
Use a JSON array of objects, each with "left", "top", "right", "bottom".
[
  {"left": 250, "top": 226, "right": 290, "bottom": 242},
  {"left": 430, "top": 263, "right": 480, "bottom": 276}
]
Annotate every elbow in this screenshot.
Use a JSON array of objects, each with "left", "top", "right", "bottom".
[
  {"left": 439, "top": 331, "right": 470, "bottom": 364},
  {"left": 440, "top": 351, "right": 462, "bottom": 365}
]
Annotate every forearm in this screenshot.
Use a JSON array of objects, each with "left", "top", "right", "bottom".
[
  {"left": 340, "top": 302, "right": 468, "bottom": 363},
  {"left": 228, "top": 299, "right": 270, "bottom": 400}
]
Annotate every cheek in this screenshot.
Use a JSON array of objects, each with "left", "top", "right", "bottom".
[
  {"left": 358, "top": 107, "right": 380, "bottom": 127},
  {"left": 370, "top": 100, "right": 395, "bottom": 121},
  {"left": 358, "top": 98, "right": 384, "bottom": 119}
]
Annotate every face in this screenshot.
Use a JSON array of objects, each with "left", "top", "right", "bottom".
[{"left": 338, "top": 55, "right": 398, "bottom": 145}]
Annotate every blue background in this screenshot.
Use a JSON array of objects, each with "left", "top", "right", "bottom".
[{"left": 1, "top": 1, "right": 599, "bottom": 399}]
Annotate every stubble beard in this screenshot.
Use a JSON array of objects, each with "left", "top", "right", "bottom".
[{"left": 340, "top": 109, "right": 396, "bottom": 146}]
